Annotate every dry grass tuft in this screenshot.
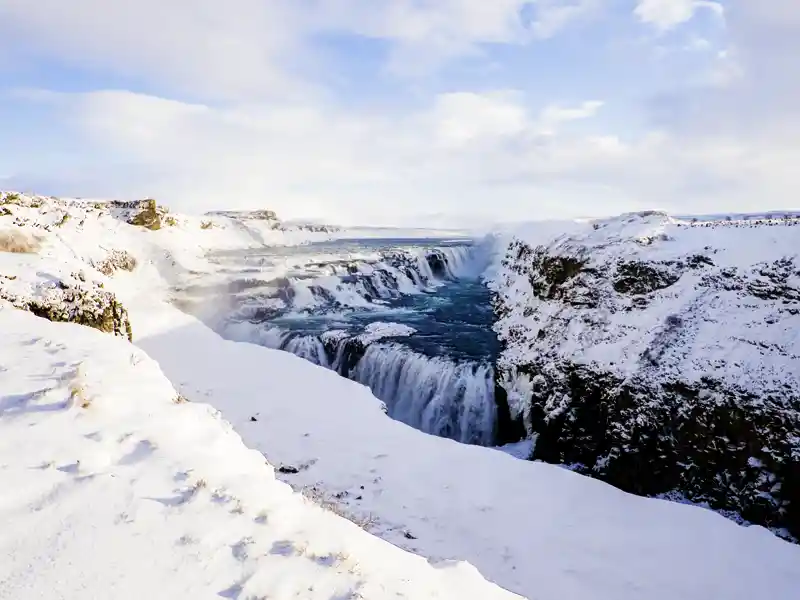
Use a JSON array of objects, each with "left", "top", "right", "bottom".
[
  {"left": 301, "top": 486, "right": 375, "bottom": 530},
  {"left": 0, "top": 229, "right": 41, "bottom": 253}
]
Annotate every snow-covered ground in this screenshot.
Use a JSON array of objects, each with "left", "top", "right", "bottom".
[
  {"left": 0, "top": 307, "right": 516, "bottom": 600},
  {"left": 491, "top": 211, "right": 800, "bottom": 389},
  {"left": 2, "top": 193, "right": 800, "bottom": 599}
]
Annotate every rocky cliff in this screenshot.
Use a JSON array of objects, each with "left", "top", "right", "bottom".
[{"left": 490, "top": 212, "right": 800, "bottom": 539}]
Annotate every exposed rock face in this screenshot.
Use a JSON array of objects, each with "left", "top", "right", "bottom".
[
  {"left": 0, "top": 271, "right": 133, "bottom": 341},
  {"left": 125, "top": 199, "right": 164, "bottom": 230},
  {"left": 490, "top": 212, "right": 800, "bottom": 538}
]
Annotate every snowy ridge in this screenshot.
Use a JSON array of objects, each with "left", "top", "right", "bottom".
[
  {"left": 489, "top": 210, "right": 800, "bottom": 538},
  {"left": 0, "top": 307, "right": 517, "bottom": 600}
]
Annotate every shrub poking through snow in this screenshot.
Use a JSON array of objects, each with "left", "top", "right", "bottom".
[
  {"left": 301, "top": 486, "right": 375, "bottom": 530},
  {"left": 200, "top": 220, "right": 214, "bottom": 230},
  {"left": 0, "top": 191, "right": 22, "bottom": 205},
  {"left": 94, "top": 250, "right": 138, "bottom": 276}
]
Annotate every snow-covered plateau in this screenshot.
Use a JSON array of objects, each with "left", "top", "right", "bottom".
[{"left": 1, "top": 191, "right": 799, "bottom": 600}]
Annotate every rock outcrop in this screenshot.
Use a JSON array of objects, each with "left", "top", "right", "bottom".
[
  {"left": 121, "top": 199, "right": 166, "bottom": 230},
  {"left": 490, "top": 212, "right": 800, "bottom": 539},
  {"left": 0, "top": 270, "right": 133, "bottom": 341}
]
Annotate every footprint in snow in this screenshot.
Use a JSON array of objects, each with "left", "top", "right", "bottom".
[
  {"left": 57, "top": 461, "right": 80, "bottom": 474},
  {"left": 174, "top": 470, "right": 192, "bottom": 482},
  {"left": 118, "top": 440, "right": 156, "bottom": 465},
  {"left": 217, "top": 581, "right": 245, "bottom": 599},
  {"left": 270, "top": 540, "right": 299, "bottom": 557},
  {"left": 230, "top": 537, "right": 253, "bottom": 562}
]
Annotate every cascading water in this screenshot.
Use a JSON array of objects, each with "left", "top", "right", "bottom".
[
  {"left": 352, "top": 344, "right": 495, "bottom": 445},
  {"left": 203, "top": 236, "right": 501, "bottom": 446}
]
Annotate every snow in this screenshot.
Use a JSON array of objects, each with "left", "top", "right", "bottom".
[
  {"left": 0, "top": 306, "right": 515, "bottom": 600},
  {"left": 130, "top": 303, "right": 800, "bottom": 600},
  {"left": 2, "top": 193, "right": 800, "bottom": 599},
  {"left": 490, "top": 211, "right": 800, "bottom": 410},
  {"left": 357, "top": 321, "right": 416, "bottom": 344},
  {"left": 496, "top": 439, "right": 536, "bottom": 460}
]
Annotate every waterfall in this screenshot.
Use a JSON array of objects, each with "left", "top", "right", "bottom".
[
  {"left": 219, "top": 239, "right": 500, "bottom": 446},
  {"left": 282, "top": 334, "right": 329, "bottom": 366},
  {"left": 351, "top": 344, "right": 496, "bottom": 445},
  {"left": 225, "top": 242, "right": 486, "bottom": 322}
]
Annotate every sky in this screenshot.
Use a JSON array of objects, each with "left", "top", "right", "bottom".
[{"left": 0, "top": 1, "right": 797, "bottom": 226}]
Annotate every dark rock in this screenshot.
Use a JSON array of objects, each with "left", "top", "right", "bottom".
[{"left": 613, "top": 261, "right": 681, "bottom": 295}]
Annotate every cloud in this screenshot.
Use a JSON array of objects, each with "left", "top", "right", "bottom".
[
  {"left": 645, "top": 0, "right": 800, "bottom": 133},
  {"left": 11, "top": 86, "right": 796, "bottom": 226},
  {"left": 1, "top": 1, "right": 799, "bottom": 225},
  {"left": 0, "top": 1, "right": 606, "bottom": 85},
  {"left": 0, "top": 0, "right": 311, "bottom": 101},
  {"left": 526, "top": 0, "right": 601, "bottom": 39},
  {"left": 634, "top": 0, "right": 724, "bottom": 31},
  {"left": 13, "top": 90, "right": 612, "bottom": 222},
  {"left": 539, "top": 101, "right": 604, "bottom": 133},
  {"left": 432, "top": 91, "right": 529, "bottom": 146}
]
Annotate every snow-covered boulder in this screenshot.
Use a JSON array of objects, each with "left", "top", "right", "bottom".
[
  {"left": 0, "top": 266, "right": 133, "bottom": 341},
  {"left": 491, "top": 211, "right": 800, "bottom": 538}
]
